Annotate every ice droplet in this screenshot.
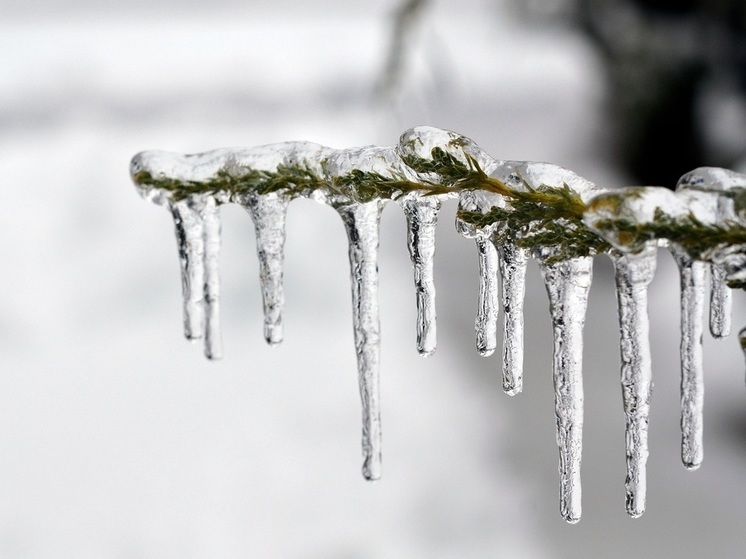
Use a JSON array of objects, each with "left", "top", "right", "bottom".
[
  {"left": 400, "top": 195, "right": 441, "bottom": 357},
  {"left": 337, "top": 201, "right": 385, "bottom": 481},
  {"left": 497, "top": 243, "right": 528, "bottom": 396},
  {"left": 239, "top": 192, "right": 290, "bottom": 346},
  {"left": 169, "top": 195, "right": 223, "bottom": 360},
  {"left": 670, "top": 245, "right": 706, "bottom": 470},
  {"left": 709, "top": 264, "right": 732, "bottom": 339},
  {"left": 610, "top": 246, "right": 657, "bottom": 518},
  {"left": 537, "top": 253, "right": 592, "bottom": 524}
]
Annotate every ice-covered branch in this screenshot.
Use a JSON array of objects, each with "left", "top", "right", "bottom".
[{"left": 131, "top": 126, "right": 746, "bottom": 523}]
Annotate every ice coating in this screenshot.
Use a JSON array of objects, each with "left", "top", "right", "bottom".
[
  {"left": 676, "top": 167, "right": 746, "bottom": 338},
  {"left": 239, "top": 192, "right": 290, "bottom": 345},
  {"left": 337, "top": 201, "right": 385, "bottom": 481},
  {"left": 132, "top": 127, "right": 746, "bottom": 523},
  {"left": 670, "top": 246, "right": 706, "bottom": 470},
  {"left": 537, "top": 252, "right": 592, "bottom": 524},
  {"left": 400, "top": 195, "right": 441, "bottom": 356},
  {"left": 610, "top": 247, "right": 657, "bottom": 518},
  {"left": 497, "top": 243, "right": 528, "bottom": 395},
  {"left": 169, "top": 195, "right": 223, "bottom": 360}
]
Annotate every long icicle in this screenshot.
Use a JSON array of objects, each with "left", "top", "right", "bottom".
[
  {"left": 200, "top": 196, "right": 223, "bottom": 360},
  {"left": 401, "top": 196, "right": 441, "bottom": 357},
  {"left": 242, "top": 192, "right": 290, "bottom": 346},
  {"left": 170, "top": 197, "right": 206, "bottom": 342},
  {"left": 671, "top": 245, "right": 706, "bottom": 470},
  {"left": 610, "top": 247, "right": 657, "bottom": 518},
  {"left": 709, "top": 263, "right": 732, "bottom": 339},
  {"left": 475, "top": 236, "right": 499, "bottom": 357},
  {"left": 538, "top": 255, "right": 592, "bottom": 524},
  {"left": 338, "top": 201, "right": 385, "bottom": 481},
  {"left": 496, "top": 242, "right": 528, "bottom": 396}
]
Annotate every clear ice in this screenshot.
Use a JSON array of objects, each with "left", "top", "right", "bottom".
[
  {"left": 671, "top": 246, "right": 706, "bottom": 470},
  {"left": 610, "top": 247, "right": 657, "bottom": 518},
  {"left": 337, "top": 201, "right": 385, "bottom": 481},
  {"left": 401, "top": 196, "right": 441, "bottom": 356},
  {"left": 131, "top": 126, "right": 746, "bottom": 524},
  {"left": 239, "top": 192, "right": 290, "bottom": 346},
  {"left": 497, "top": 243, "right": 528, "bottom": 396},
  {"left": 169, "top": 195, "right": 223, "bottom": 360},
  {"left": 537, "top": 253, "right": 592, "bottom": 524}
]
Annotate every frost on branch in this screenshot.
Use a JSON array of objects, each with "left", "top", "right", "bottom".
[{"left": 131, "top": 126, "right": 746, "bottom": 523}]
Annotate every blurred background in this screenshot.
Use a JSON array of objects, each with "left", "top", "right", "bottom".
[{"left": 2, "top": 0, "right": 746, "bottom": 557}]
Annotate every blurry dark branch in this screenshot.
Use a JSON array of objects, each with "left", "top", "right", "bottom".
[{"left": 374, "top": 0, "right": 431, "bottom": 101}]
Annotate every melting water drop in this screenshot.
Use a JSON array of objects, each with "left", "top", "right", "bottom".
[
  {"left": 401, "top": 196, "right": 441, "bottom": 357},
  {"left": 671, "top": 245, "right": 706, "bottom": 470},
  {"left": 537, "top": 253, "right": 592, "bottom": 524},
  {"left": 337, "top": 201, "right": 385, "bottom": 481},
  {"left": 497, "top": 242, "right": 528, "bottom": 396},
  {"left": 610, "top": 246, "right": 657, "bottom": 518},
  {"left": 240, "top": 192, "right": 290, "bottom": 346}
]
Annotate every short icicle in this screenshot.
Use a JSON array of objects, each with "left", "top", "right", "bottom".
[
  {"left": 401, "top": 196, "right": 441, "bottom": 357},
  {"left": 200, "top": 196, "right": 223, "bottom": 360},
  {"left": 496, "top": 242, "right": 528, "bottom": 396},
  {"left": 242, "top": 192, "right": 291, "bottom": 346},
  {"left": 338, "top": 201, "right": 385, "bottom": 481},
  {"left": 169, "top": 197, "right": 207, "bottom": 343},
  {"left": 610, "top": 247, "right": 657, "bottom": 518},
  {"left": 538, "top": 254, "right": 592, "bottom": 524},
  {"left": 475, "top": 236, "right": 499, "bottom": 357},
  {"left": 671, "top": 245, "right": 706, "bottom": 470},
  {"left": 709, "top": 264, "right": 732, "bottom": 339},
  {"left": 740, "top": 326, "right": 746, "bottom": 381}
]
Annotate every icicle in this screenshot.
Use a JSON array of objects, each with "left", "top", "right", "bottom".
[
  {"left": 537, "top": 254, "right": 592, "bottom": 524},
  {"left": 170, "top": 198, "right": 206, "bottom": 342},
  {"left": 401, "top": 196, "right": 441, "bottom": 357},
  {"left": 169, "top": 195, "right": 223, "bottom": 359},
  {"left": 709, "top": 264, "right": 731, "bottom": 339},
  {"left": 475, "top": 236, "right": 499, "bottom": 357},
  {"left": 337, "top": 201, "right": 385, "bottom": 481},
  {"left": 496, "top": 242, "right": 528, "bottom": 396},
  {"left": 610, "top": 247, "right": 657, "bottom": 518},
  {"left": 201, "top": 196, "right": 223, "bottom": 360},
  {"left": 241, "top": 192, "right": 291, "bottom": 346},
  {"left": 670, "top": 246, "right": 706, "bottom": 470}
]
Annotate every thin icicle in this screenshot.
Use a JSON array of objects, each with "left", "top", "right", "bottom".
[
  {"left": 709, "top": 264, "right": 731, "bottom": 339},
  {"left": 170, "top": 197, "right": 206, "bottom": 342},
  {"left": 496, "top": 242, "right": 528, "bottom": 396},
  {"left": 538, "top": 254, "right": 592, "bottom": 524},
  {"left": 338, "top": 201, "right": 385, "bottom": 481},
  {"left": 169, "top": 195, "right": 223, "bottom": 359},
  {"left": 671, "top": 245, "right": 706, "bottom": 470},
  {"left": 401, "top": 196, "right": 441, "bottom": 357},
  {"left": 610, "top": 247, "right": 657, "bottom": 518},
  {"left": 241, "top": 192, "right": 290, "bottom": 346},
  {"left": 201, "top": 197, "right": 223, "bottom": 360},
  {"left": 475, "top": 236, "right": 499, "bottom": 357}
]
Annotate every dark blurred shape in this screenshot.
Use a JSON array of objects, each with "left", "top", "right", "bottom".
[
  {"left": 520, "top": 0, "right": 746, "bottom": 186},
  {"left": 374, "top": 0, "right": 430, "bottom": 101}
]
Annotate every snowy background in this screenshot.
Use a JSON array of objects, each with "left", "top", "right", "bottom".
[{"left": 2, "top": 0, "right": 746, "bottom": 557}]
